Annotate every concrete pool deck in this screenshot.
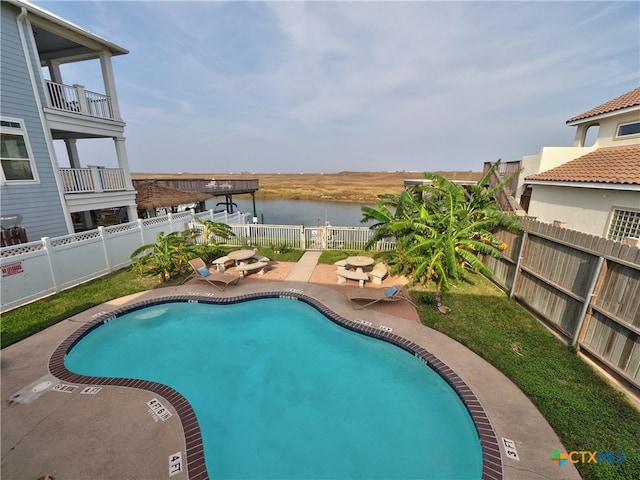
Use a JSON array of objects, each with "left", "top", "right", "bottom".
[{"left": 1, "top": 258, "right": 581, "bottom": 480}]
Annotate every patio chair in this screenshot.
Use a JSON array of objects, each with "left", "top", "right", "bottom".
[
  {"left": 345, "top": 283, "right": 416, "bottom": 310},
  {"left": 188, "top": 258, "right": 240, "bottom": 291}
]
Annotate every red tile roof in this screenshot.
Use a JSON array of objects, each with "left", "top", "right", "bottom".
[
  {"left": 566, "top": 88, "right": 640, "bottom": 124},
  {"left": 525, "top": 144, "right": 640, "bottom": 185}
]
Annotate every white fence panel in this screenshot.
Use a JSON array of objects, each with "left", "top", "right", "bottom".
[
  {"left": 1, "top": 211, "right": 394, "bottom": 312},
  {"left": 139, "top": 217, "right": 172, "bottom": 244},
  {"left": 102, "top": 224, "right": 146, "bottom": 270},
  {"left": 47, "top": 232, "right": 109, "bottom": 290},
  {"left": 0, "top": 209, "right": 250, "bottom": 312},
  {"left": 1, "top": 245, "right": 56, "bottom": 310}
]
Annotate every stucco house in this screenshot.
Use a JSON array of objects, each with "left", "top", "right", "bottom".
[
  {"left": 515, "top": 88, "right": 640, "bottom": 243},
  {"left": 1, "top": 0, "right": 138, "bottom": 243}
]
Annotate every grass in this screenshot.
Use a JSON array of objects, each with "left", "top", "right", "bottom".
[
  {"left": 1, "top": 268, "right": 165, "bottom": 348},
  {"left": 2, "top": 259, "right": 638, "bottom": 480},
  {"left": 412, "top": 272, "right": 640, "bottom": 480},
  {"left": 317, "top": 250, "right": 385, "bottom": 264}
]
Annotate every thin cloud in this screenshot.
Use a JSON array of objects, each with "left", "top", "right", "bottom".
[{"left": 42, "top": 0, "right": 639, "bottom": 173}]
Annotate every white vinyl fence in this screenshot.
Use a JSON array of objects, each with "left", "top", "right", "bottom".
[
  {"left": 0, "top": 210, "right": 247, "bottom": 312},
  {"left": 1, "top": 214, "right": 391, "bottom": 312},
  {"left": 195, "top": 224, "right": 395, "bottom": 251}
]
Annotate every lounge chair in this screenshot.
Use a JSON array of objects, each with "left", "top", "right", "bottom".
[
  {"left": 188, "top": 258, "right": 240, "bottom": 290},
  {"left": 345, "top": 284, "right": 416, "bottom": 310}
]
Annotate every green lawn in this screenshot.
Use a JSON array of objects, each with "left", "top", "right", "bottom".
[
  {"left": 412, "top": 272, "right": 639, "bottom": 480},
  {"left": 1, "top": 260, "right": 638, "bottom": 479}
]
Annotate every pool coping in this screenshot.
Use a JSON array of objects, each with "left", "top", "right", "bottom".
[{"left": 49, "top": 291, "right": 503, "bottom": 480}]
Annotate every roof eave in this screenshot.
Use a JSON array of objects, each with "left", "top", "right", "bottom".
[
  {"left": 566, "top": 104, "right": 640, "bottom": 126},
  {"left": 5, "top": 0, "right": 129, "bottom": 56},
  {"left": 525, "top": 179, "right": 640, "bottom": 191}
]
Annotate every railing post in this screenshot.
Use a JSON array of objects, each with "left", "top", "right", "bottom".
[
  {"left": 89, "top": 166, "right": 103, "bottom": 192},
  {"left": 73, "top": 84, "right": 89, "bottom": 114},
  {"left": 300, "top": 227, "right": 306, "bottom": 250}
]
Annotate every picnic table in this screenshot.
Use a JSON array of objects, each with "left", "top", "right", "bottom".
[
  {"left": 345, "top": 256, "right": 375, "bottom": 273},
  {"left": 228, "top": 249, "right": 256, "bottom": 264}
]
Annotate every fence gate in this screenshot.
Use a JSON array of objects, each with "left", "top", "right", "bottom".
[{"left": 303, "top": 227, "right": 326, "bottom": 250}]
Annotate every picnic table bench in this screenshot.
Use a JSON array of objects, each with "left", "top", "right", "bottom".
[
  {"left": 235, "top": 261, "right": 269, "bottom": 278},
  {"left": 336, "top": 269, "right": 369, "bottom": 288},
  {"left": 212, "top": 255, "right": 234, "bottom": 272}
]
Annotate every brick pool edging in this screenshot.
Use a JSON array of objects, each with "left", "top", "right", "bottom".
[{"left": 49, "top": 291, "right": 503, "bottom": 480}]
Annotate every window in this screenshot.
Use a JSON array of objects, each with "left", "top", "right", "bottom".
[
  {"left": 616, "top": 121, "right": 640, "bottom": 137},
  {"left": 0, "top": 119, "right": 36, "bottom": 182},
  {"left": 607, "top": 208, "right": 640, "bottom": 242}
]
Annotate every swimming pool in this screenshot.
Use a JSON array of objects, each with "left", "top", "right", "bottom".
[{"left": 53, "top": 293, "right": 499, "bottom": 479}]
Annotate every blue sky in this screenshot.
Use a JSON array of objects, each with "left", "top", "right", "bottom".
[{"left": 39, "top": 0, "right": 639, "bottom": 174}]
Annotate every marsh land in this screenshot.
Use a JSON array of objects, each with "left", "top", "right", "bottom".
[{"left": 132, "top": 170, "right": 482, "bottom": 204}]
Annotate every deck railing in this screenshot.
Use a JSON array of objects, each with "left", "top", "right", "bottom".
[
  {"left": 59, "top": 167, "right": 127, "bottom": 193},
  {"left": 45, "top": 80, "right": 114, "bottom": 120}
]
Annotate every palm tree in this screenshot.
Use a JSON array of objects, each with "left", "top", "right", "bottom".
[
  {"left": 363, "top": 161, "right": 522, "bottom": 291},
  {"left": 194, "top": 217, "right": 234, "bottom": 245},
  {"left": 130, "top": 230, "right": 196, "bottom": 282}
]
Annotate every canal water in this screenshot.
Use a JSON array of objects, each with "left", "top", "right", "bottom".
[{"left": 205, "top": 198, "right": 376, "bottom": 227}]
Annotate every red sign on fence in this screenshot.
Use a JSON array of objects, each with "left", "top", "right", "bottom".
[{"left": 2, "top": 261, "right": 23, "bottom": 277}]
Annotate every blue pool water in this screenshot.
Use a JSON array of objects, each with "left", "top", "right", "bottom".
[{"left": 65, "top": 299, "right": 482, "bottom": 479}]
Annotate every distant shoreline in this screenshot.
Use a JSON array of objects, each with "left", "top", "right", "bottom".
[{"left": 132, "top": 171, "right": 482, "bottom": 204}]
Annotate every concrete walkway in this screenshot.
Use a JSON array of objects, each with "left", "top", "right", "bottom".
[{"left": 284, "top": 250, "right": 322, "bottom": 282}]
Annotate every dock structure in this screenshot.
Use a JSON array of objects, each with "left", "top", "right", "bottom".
[{"left": 132, "top": 178, "right": 259, "bottom": 218}]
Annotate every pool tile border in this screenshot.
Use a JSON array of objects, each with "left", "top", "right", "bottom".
[{"left": 49, "top": 292, "right": 503, "bottom": 480}]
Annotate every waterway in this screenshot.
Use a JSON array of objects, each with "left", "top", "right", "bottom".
[{"left": 205, "top": 198, "right": 376, "bottom": 227}]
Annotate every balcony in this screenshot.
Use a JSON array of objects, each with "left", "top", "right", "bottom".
[
  {"left": 45, "top": 80, "right": 115, "bottom": 120},
  {"left": 60, "top": 167, "right": 127, "bottom": 193}
]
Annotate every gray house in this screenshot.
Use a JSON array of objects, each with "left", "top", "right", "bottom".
[{"left": 1, "top": 0, "right": 138, "bottom": 243}]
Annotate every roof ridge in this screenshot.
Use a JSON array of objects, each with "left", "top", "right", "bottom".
[{"left": 566, "top": 87, "right": 640, "bottom": 124}]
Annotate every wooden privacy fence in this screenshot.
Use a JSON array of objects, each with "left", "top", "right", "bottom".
[{"left": 484, "top": 217, "right": 640, "bottom": 389}]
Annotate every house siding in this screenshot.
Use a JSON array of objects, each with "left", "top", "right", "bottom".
[
  {"left": 1, "top": 3, "right": 69, "bottom": 240},
  {"left": 527, "top": 184, "right": 640, "bottom": 237}
]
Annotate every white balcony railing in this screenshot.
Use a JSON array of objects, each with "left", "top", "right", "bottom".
[
  {"left": 59, "top": 167, "right": 127, "bottom": 193},
  {"left": 45, "top": 80, "right": 114, "bottom": 120}
]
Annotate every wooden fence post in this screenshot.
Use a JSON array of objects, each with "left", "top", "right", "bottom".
[
  {"left": 510, "top": 231, "right": 527, "bottom": 298},
  {"left": 571, "top": 256, "right": 604, "bottom": 346}
]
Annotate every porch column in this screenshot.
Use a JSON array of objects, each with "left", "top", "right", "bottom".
[
  {"left": 126, "top": 205, "right": 139, "bottom": 223},
  {"left": 45, "top": 59, "right": 63, "bottom": 83},
  {"left": 65, "top": 138, "right": 82, "bottom": 168},
  {"left": 113, "top": 137, "right": 134, "bottom": 190},
  {"left": 99, "top": 52, "right": 122, "bottom": 121}
]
